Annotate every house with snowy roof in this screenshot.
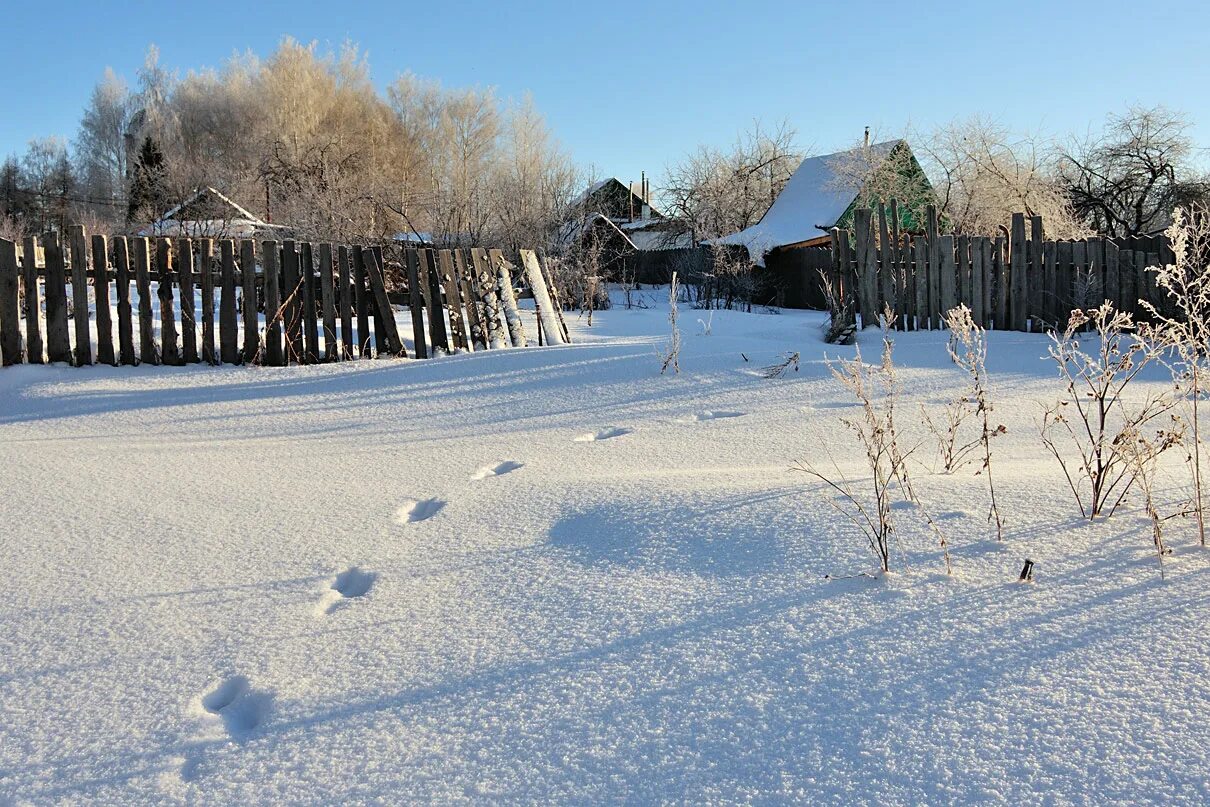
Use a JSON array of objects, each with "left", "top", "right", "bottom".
[
  {"left": 716, "top": 139, "right": 934, "bottom": 263},
  {"left": 146, "top": 187, "right": 286, "bottom": 239}
]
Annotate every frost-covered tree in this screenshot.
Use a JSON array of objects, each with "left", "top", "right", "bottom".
[{"left": 1057, "top": 105, "right": 1210, "bottom": 237}]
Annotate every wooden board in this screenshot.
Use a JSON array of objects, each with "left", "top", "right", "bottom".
[
  {"left": 519, "top": 249, "right": 563, "bottom": 344},
  {"left": 970, "top": 237, "right": 984, "bottom": 327},
  {"left": 21, "top": 236, "right": 43, "bottom": 363},
  {"left": 198, "top": 239, "right": 216, "bottom": 364},
  {"left": 318, "top": 243, "right": 337, "bottom": 361},
  {"left": 156, "top": 238, "right": 181, "bottom": 365},
  {"left": 853, "top": 208, "right": 876, "bottom": 327},
  {"left": 420, "top": 249, "right": 450, "bottom": 352},
  {"left": 218, "top": 240, "right": 238, "bottom": 364},
  {"left": 957, "top": 235, "right": 971, "bottom": 319},
  {"left": 1104, "top": 241, "right": 1120, "bottom": 314},
  {"left": 404, "top": 249, "right": 428, "bottom": 358},
  {"left": 262, "top": 240, "right": 283, "bottom": 366},
  {"left": 876, "top": 205, "right": 894, "bottom": 320},
  {"left": 352, "top": 246, "right": 371, "bottom": 357},
  {"left": 113, "top": 236, "right": 136, "bottom": 365},
  {"left": 454, "top": 249, "right": 485, "bottom": 350},
  {"left": 43, "top": 232, "right": 71, "bottom": 363},
  {"left": 1029, "top": 216, "right": 1045, "bottom": 329},
  {"left": 68, "top": 226, "right": 92, "bottom": 365},
  {"left": 301, "top": 242, "right": 320, "bottom": 363},
  {"left": 363, "top": 247, "right": 405, "bottom": 357},
  {"left": 489, "top": 249, "right": 527, "bottom": 347},
  {"left": 240, "top": 240, "right": 258, "bottom": 363},
  {"left": 337, "top": 245, "right": 355, "bottom": 359},
  {"left": 436, "top": 250, "right": 468, "bottom": 351},
  {"left": 92, "top": 235, "right": 115, "bottom": 365},
  {"left": 938, "top": 235, "right": 957, "bottom": 323},
  {"left": 281, "top": 240, "right": 303, "bottom": 364},
  {"left": 993, "top": 236, "right": 1008, "bottom": 329},
  {"left": 1009, "top": 213, "right": 1027, "bottom": 331},
  {"left": 132, "top": 237, "right": 159, "bottom": 364},
  {"left": 0, "top": 239, "right": 20, "bottom": 365},
  {"left": 177, "top": 238, "right": 198, "bottom": 363}
]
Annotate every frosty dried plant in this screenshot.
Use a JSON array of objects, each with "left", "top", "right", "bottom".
[
  {"left": 661, "top": 273, "right": 681, "bottom": 375},
  {"left": 1040, "top": 303, "right": 1176, "bottom": 520},
  {"left": 945, "top": 304, "right": 1007, "bottom": 540},
  {"left": 1142, "top": 204, "right": 1210, "bottom": 546},
  {"left": 796, "top": 311, "right": 949, "bottom": 574}
]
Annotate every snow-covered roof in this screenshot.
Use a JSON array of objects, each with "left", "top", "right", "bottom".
[
  {"left": 157, "top": 187, "right": 271, "bottom": 228},
  {"left": 145, "top": 187, "right": 284, "bottom": 238},
  {"left": 714, "top": 140, "right": 903, "bottom": 260}
]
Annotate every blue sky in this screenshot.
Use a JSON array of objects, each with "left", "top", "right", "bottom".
[{"left": 3, "top": 0, "right": 1208, "bottom": 189}]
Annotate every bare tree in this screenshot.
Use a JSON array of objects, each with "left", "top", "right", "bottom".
[
  {"left": 1057, "top": 105, "right": 1210, "bottom": 237},
  {"left": 662, "top": 120, "right": 801, "bottom": 244},
  {"left": 918, "top": 116, "right": 1087, "bottom": 239}
]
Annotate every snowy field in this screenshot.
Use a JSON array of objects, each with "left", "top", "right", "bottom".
[{"left": 1, "top": 291, "right": 1208, "bottom": 805}]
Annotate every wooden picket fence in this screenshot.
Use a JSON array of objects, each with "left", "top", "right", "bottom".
[
  {"left": 0, "top": 226, "right": 571, "bottom": 368},
  {"left": 826, "top": 203, "right": 1175, "bottom": 331}
]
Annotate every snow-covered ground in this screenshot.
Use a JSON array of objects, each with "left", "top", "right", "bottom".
[{"left": 2, "top": 290, "right": 1207, "bottom": 804}]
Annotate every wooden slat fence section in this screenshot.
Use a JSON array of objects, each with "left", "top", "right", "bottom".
[
  {"left": 826, "top": 202, "right": 1175, "bottom": 334},
  {"left": 0, "top": 233, "right": 568, "bottom": 370}
]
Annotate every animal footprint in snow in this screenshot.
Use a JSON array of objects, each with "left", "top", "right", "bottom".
[
  {"left": 190, "top": 675, "right": 273, "bottom": 741},
  {"left": 472, "top": 460, "right": 524, "bottom": 480},
  {"left": 574, "top": 426, "right": 633, "bottom": 442},
  {"left": 317, "top": 566, "right": 377, "bottom": 615},
  {"left": 395, "top": 497, "right": 446, "bottom": 524},
  {"left": 675, "top": 410, "right": 745, "bottom": 424}
]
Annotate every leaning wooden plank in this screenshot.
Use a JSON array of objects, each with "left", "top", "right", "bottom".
[
  {"left": 262, "top": 240, "right": 283, "bottom": 367},
  {"left": 489, "top": 249, "right": 527, "bottom": 347},
  {"left": 318, "top": 244, "right": 337, "bottom": 361},
  {"left": 538, "top": 253, "right": 571, "bottom": 343},
  {"left": 301, "top": 243, "right": 320, "bottom": 363},
  {"left": 239, "top": 240, "right": 258, "bottom": 363},
  {"left": 337, "top": 245, "right": 355, "bottom": 359},
  {"left": 112, "top": 236, "right": 136, "bottom": 365},
  {"left": 91, "top": 234, "right": 114, "bottom": 366},
  {"left": 454, "top": 249, "right": 485, "bottom": 350},
  {"left": 176, "top": 238, "right": 198, "bottom": 363},
  {"left": 219, "top": 240, "right": 239, "bottom": 364},
  {"left": 132, "top": 237, "right": 159, "bottom": 364},
  {"left": 198, "top": 239, "right": 216, "bottom": 364},
  {"left": 436, "top": 250, "right": 468, "bottom": 351},
  {"left": 419, "top": 249, "right": 450, "bottom": 352},
  {"left": 68, "top": 225, "right": 92, "bottom": 366},
  {"left": 21, "top": 236, "right": 43, "bottom": 363},
  {"left": 41, "top": 232, "right": 71, "bottom": 363},
  {"left": 403, "top": 249, "right": 428, "bottom": 358},
  {"left": 0, "top": 239, "right": 21, "bottom": 366},
  {"left": 471, "top": 248, "right": 508, "bottom": 348},
  {"left": 351, "top": 246, "right": 372, "bottom": 357},
  {"left": 362, "top": 247, "right": 405, "bottom": 357},
  {"left": 519, "top": 249, "right": 564, "bottom": 344},
  {"left": 281, "top": 240, "right": 304, "bottom": 364}
]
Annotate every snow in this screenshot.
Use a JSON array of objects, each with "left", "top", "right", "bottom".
[
  {"left": 716, "top": 140, "right": 901, "bottom": 261},
  {"left": 2, "top": 290, "right": 1208, "bottom": 804}
]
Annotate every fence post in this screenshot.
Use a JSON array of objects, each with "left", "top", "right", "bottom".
[
  {"left": 92, "top": 234, "right": 114, "bottom": 366},
  {"left": 198, "top": 238, "right": 216, "bottom": 365},
  {"left": 240, "top": 240, "right": 258, "bottom": 363},
  {"left": 913, "top": 236, "right": 929, "bottom": 329},
  {"left": 404, "top": 248, "right": 428, "bottom": 358},
  {"left": 337, "top": 245, "right": 356, "bottom": 360},
  {"left": 262, "top": 240, "right": 283, "bottom": 366},
  {"left": 877, "top": 205, "right": 894, "bottom": 325},
  {"left": 21, "top": 236, "right": 43, "bottom": 364},
  {"left": 939, "top": 235, "right": 957, "bottom": 323},
  {"left": 0, "top": 239, "right": 20, "bottom": 366},
  {"left": 318, "top": 243, "right": 337, "bottom": 362},
  {"left": 853, "top": 208, "right": 876, "bottom": 327},
  {"left": 113, "top": 236, "right": 136, "bottom": 365},
  {"left": 67, "top": 226, "right": 92, "bottom": 366},
  {"left": 177, "top": 237, "right": 198, "bottom": 363},
  {"left": 970, "top": 237, "right": 984, "bottom": 327}
]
